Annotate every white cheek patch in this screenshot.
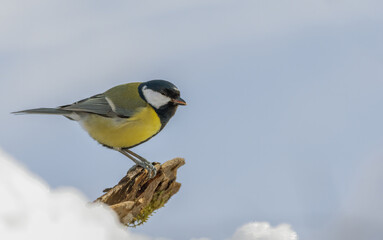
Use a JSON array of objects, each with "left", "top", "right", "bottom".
[{"left": 142, "top": 86, "right": 171, "bottom": 109}]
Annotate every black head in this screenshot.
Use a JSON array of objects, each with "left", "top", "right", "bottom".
[
  {"left": 138, "top": 80, "right": 186, "bottom": 109},
  {"left": 138, "top": 79, "right": 186, "bottom": 129}
]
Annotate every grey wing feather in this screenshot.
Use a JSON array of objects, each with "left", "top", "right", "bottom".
[
  {"left": 111, "top": 104, "right": 138, "bottom": 118},
  {"left": 60, "top": 94, "right": 118, "bottom": 117},
  {"left": 60, "top": 94, "right": 134, "bottom": 118},
  {"left": 13, "top": 94, "right": 136, "bottom": 118},
  {"left": 12, "top": 108, "right": 71, "bottom": 115}
]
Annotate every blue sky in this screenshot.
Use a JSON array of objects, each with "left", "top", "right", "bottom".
[{"left": 1, "top": 1, "right": 383, "bottom": 239}]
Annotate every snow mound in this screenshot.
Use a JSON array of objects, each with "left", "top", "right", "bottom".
[
  {"left": 229, "top": 222, "right": 298, "bottom": 240},
  {"left": 0, "top": 150, "right": 150, "bottom": 240}
]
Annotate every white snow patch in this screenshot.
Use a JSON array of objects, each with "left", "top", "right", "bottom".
[
  {"left": 229, "top": 222, "right": 298, "bottom": 240},
  {"left": 0, "top": 149, "right": 159, "bottom": 240}
]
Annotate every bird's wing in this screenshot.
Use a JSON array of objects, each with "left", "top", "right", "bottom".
[
  {"left": 60, "top": 83, "right": 147, "bottom": 118},
  {"left": 60, "top": 93, "right": 135, "bottom": 118}
]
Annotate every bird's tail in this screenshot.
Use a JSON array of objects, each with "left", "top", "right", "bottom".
[{"left": 12, "top": 108, "right": 71, "bottom": 115}]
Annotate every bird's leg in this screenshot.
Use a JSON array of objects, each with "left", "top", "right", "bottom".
[
  {"left": 124, "top": 149, "right": 157, "bottom": 178},
  {"left": 117, "top": 148, "right": 157, "bottom": 178},
  {"left": 124, "top": 149, "right": 153, "bottom": 165},
  {"left": 117, "top": 149, "right": 142, "bottom": 165}
]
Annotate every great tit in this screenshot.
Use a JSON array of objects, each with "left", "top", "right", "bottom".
[{"left": 13, "top": 80, "right": 186, "bottom": 178}]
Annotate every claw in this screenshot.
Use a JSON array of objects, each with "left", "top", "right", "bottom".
[
  {"left": 135, "top": 162, "right": 157, "bottom": 178},
  {"left": 144, "top": 163, "right": 157, "bottom": 178}
]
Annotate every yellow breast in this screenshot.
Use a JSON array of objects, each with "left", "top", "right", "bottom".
[{"left": 80, "top": 105, "right": 161, "bottom": 148}]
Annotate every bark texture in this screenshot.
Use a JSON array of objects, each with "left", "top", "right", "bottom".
[{"left": 95, "top": 158, "right": 185, "bottom": 226}]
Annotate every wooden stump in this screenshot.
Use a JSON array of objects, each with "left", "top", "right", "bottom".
[{"left": 95, "top": 158, "right": 185, "bottom": 226}]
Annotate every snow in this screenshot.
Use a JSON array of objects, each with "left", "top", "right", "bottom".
[
  {"left": 229, "top": 222, "right": 298, "bottom": 240},
  {"left": 0, "top": 149, "right": 298, "bottom": 240},
  {"left": 0, "top": 149, "right": 151, "bottom": 240}
]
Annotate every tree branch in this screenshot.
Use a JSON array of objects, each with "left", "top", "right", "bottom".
[{"left": 94, "top": 158, "right": 185, "bottom": 226}]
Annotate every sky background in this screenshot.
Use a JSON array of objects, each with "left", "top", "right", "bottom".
[{"left": 1, "top": 1, "right": 383, "bottom": 239}]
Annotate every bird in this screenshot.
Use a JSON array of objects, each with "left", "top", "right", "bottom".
[{"left": 13, "top": 79, "right": 186, "bottom": 178}]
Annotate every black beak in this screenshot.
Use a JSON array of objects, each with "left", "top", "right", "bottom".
[{"left": 171, "top": 97, "right": 187, "bottom": 105}]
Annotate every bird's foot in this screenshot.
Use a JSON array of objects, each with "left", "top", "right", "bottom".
[
  {"left": 135, "top": 161, "right": 157, "bottom": 178},
  {"left": 142, "top": 162, "right": 157, "bottom": 179},
  {"left": 117, "top": 148, "right": 157, "bottom": 178}
]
